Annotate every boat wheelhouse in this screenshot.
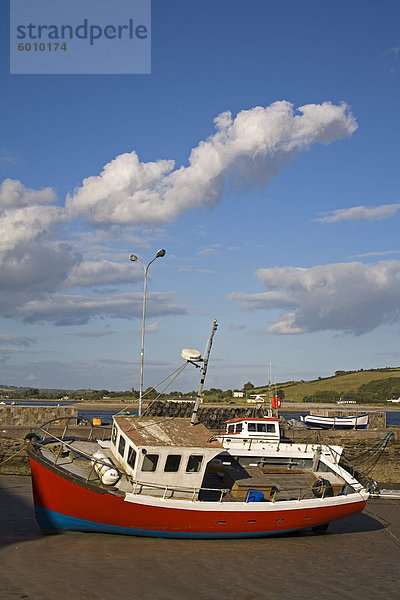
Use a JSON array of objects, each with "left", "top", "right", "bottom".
[
  {"left": 218, "top": 416, "right": 280, "bottom": 447},
  {"left": 109, "top": 416, "right": 223, "bottom": 498}
]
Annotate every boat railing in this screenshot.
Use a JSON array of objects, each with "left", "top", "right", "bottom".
[
  {"left": 36, "top": 415, "right": 112, "bottom": 442},
  {"left": 127, "top": 479, "right": 230, "bottom": 502},
  {"left": 219, "top": 437, "right": 279, "bottom": 449}
]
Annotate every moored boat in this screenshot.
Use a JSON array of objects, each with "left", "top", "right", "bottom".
[{"left": 300, "top": 413, "right": 369, "bottom": 430}]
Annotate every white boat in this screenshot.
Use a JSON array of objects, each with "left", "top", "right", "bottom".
[{"left": 300, "top": 413, "right": 369, "bottom": 430}]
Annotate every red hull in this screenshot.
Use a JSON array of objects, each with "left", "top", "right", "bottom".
[{"left": 30, "top": 457, "right": 367, "bottom": 538}]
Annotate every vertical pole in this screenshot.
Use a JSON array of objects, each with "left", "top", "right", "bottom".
[
  {"left": 138, "top": 262, "right": 151, "bottom": 417},
  {"left": 190, "top": 320, "right": 218, "bottom": 426},
  {"left": 130, "top": 249, "right": 165, "bottom": 418}
]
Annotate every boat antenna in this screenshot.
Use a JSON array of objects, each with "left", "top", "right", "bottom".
[
  {"left": 268, "top": 361, "right": 272, "bottom": 415},
  {"left": 190, "top": 319, "right": 218, "bottom": 426}
]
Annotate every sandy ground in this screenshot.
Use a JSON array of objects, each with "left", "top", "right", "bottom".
[{"left": 0, "top": 476, "right": 400, "bottom": 600}]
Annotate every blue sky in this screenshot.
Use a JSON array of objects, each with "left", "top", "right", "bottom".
[{"left": 1, "top": 0, "right": 400, "bottom": 393}]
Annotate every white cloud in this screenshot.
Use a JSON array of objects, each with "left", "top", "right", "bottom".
[
  {"left": 0, "top": 178, "right": 56, "bottom": 208},
  {"left": 17, "top": 292, "right": 186, "bottom": 326},
  {"left": 67, "top": 330, "right": 114, "bottom": 338},
  {"left": 135, "top": 321, "right": 159, "bottom": 334},
  {"left": 0, "top": 205, "right": 65, "bottom": 252},
  {"left": 65, "top": 259, "right": 141, "bottom": 288},
  {"left": 198, "top": 244, "right": 222, "bottom": 256},
  {"left": 229, "top": 323, "right": 247, "bottom": 330},
  {"left": 0, "top": 179, "right": 79, "bottom": 318},
  {"left": 316, "top": 203, "right": 400, "bottom": 223},
  {"left": 0, "top": 242, "right": 81, "bottom": 317},
  {"left": 0, "top": 334, "right": 36, "bottom": 347},
  {"left": 67, "top": 101, "right": 357, "bottom": 226},
  {"left": 230, "top": 260, "right": 400, "bottom": 335},
  {"left": 350, "top": 250, "right": 399, "bottom": 259}
]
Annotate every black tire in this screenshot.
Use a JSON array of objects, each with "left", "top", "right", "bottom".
[{"left": 312, "top": 478, "right": 334, "bottom": 498}]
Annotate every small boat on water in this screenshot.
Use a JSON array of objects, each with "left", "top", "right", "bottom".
[{"left": 300, "top": 413, "right": 369, "bottom": 430}]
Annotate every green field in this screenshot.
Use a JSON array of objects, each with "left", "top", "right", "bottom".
[{"left": 253, "top": 367, "right": 400, "bottom": 403}]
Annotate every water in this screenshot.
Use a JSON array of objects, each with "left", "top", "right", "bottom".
[{"left": 78, "top": 408, "right": 137, "bottom": 424}]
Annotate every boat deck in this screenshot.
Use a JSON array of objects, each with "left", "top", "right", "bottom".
[{"left": 34, "top": 438, "right": 348, "bottom": 503}]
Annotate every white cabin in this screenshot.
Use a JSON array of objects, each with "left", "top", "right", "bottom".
[
  {"left": 110, "top": 416, "right": 223, "bottom": 493},
  {"left": 217, "top": 417, "right": 281, "bottom": 448}
]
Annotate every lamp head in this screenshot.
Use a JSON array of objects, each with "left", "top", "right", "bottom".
[
  {"left": 129, "top": 254, "right": 138, "bottom": 262},
  {"left": 156, "top": 249, "right": 166, "bottom": 258}
]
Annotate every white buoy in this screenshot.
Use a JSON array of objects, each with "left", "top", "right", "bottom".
[{"left": 91, "top": 451, "right": 120, "bottom": 486}]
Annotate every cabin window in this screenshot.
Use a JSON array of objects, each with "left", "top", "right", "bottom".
[
  {"left": 236, "top": 423, "right": 243, "bottom": 433},
  {"left": 111, "top": 425, "right": 117, "bottom": 445},
  {"left": 248, "top": 423, "right": 256, "bottom": 432},
  {"left": 266, "top": 424, "right": 276, "bottom": 433},
  {"left": 256, "top": 424, "right": 267, "bottom": 432},
  {"left": 118, "top": 435, "right": 126, "bottom": 457},
  {"left": 164, "top": 454, "right": 181, "bottom": 472},
  {"left": 186, "top": 455, "right": 203, "bottom": 473},
  {"left": 127, "top": 446, "right": 136, "bottom": 469},
  {"left": 142, "top": 454, "right": 159, "bottom": 472},
  {"left": 228, "top": 424, "right": 235, "bottom": 434}
]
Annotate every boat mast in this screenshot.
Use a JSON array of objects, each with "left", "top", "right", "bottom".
[
  {"left": 268, "top": 361, "right": 272, "bottom": 415},
  {"left": 190, "top": 319, "right": 218, "bottom": 426}
]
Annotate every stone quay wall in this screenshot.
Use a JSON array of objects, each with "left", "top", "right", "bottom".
[
  {"left": 146, "top": 401, "right": 267, "bottom": 429},
  {"left": 0, "top": 405, "right": 77, "bottom": 427}
]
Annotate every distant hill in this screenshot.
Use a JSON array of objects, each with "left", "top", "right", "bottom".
[{"left": 253, "top": 367, "right": 400, "bottom": 403}]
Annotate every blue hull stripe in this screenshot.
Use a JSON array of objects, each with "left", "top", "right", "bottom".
[{"left": 35, "top": 506, "right": 296, "bottom": 539}]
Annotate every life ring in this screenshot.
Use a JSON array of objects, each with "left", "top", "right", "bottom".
[
  {"left": 312, "top": 478, "right": 334, "bottom": 498},
  {"left": 271, "top": 397, "right": 281, "bottom": 409}
]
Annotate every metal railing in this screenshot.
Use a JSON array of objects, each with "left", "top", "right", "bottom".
[{"left": 36, "top": 415, "right": 112, "bottom": 442}]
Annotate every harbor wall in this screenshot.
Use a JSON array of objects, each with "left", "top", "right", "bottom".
[
  {"left": 0, "top": 405, "right": 77, "bottom": 427},
  {"left": 0, "top": 402, "right": 399, "bottom": 482}
]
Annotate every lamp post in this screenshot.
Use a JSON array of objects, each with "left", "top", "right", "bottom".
[{"left": 129, "top": 249, "right": 166, "bottom": 417}]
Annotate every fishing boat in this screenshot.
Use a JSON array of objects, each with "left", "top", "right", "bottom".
[
  {"left": 26, "top": 412, "right": 369, "bottom": 538},
  {"left": 26, "top": 320, "right": 369, "bottom": 538},
  {"left": 300, "top": 413, "right": 369, "bottom": 430}
]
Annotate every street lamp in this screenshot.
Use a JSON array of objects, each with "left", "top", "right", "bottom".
[{"left": 129, "top": 249, "right": 166, "bottom": 416}]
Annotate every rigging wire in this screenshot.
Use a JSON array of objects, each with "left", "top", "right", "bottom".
[{"left": 114, "top": 361, "right": 189, "bottom": 417}]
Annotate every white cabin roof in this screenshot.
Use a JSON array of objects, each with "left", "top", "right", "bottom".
[{"left": 113, "top": 416, "right": 223, "bottom": 450}]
